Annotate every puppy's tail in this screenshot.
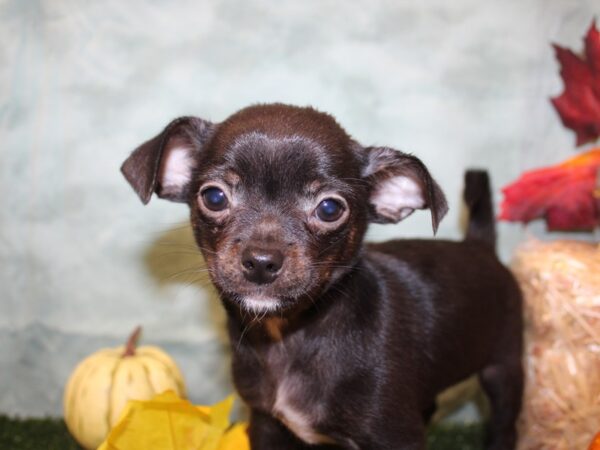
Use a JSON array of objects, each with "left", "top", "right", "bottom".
[{"left": 463, "top": 169, "right": 496, "bottom": 250}]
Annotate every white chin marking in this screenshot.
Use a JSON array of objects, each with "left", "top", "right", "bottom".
[{"left": 242, "top": 296, "right": 281, "bottom": 314}]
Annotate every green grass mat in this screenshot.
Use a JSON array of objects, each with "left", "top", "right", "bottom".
[
  {"left": 0, "top": 415, "right": 484, "bottom": 449},
  {"left": 0, "top": 415, "right": 81, "bottom": 450}
]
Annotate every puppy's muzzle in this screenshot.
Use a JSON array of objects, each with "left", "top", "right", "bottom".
[{"left": 241, "top": 246, "right": 284, "bottom": 285}]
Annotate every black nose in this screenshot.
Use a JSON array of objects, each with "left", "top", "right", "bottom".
[{"left": 241, "top": 247, "right": 284, "bottom": 285}]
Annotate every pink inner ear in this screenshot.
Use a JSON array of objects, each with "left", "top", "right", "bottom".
[
  {"left": 159, "top": 145, "right": 196, "bottom": 193},
  {"left": 371, "top": 175, "right": 426, "bottom": 221}
]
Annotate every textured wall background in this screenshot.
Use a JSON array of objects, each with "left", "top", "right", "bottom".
[{"left": 1, "top": 0, "right": 598, "bottom": 417}]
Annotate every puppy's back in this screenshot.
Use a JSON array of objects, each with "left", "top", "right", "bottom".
[{"left": 365, "top": 238, "right": 520, "bottom": 398}]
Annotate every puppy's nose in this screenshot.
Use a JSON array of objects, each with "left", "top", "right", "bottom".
[{"left": 241, "top": 247, "right": 284, "bottom": 285}]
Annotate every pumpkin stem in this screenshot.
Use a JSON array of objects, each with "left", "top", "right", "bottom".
[{"left": 123, "top": 326, "right": 142, "bottom": 357}]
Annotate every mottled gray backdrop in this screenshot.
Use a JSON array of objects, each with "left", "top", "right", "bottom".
[{"left": 1, "top": 0, "right": 598, "bottom": 417}]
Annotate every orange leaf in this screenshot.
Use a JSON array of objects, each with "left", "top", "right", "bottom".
[
  {"left": 589, "top": 431, "right": 600, "bottom": 450},
  {"left": 499, "top": 148, "right": 600, "bottom": 231}
]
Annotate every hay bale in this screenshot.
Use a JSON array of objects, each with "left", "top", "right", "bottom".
[{"left": 512, "top": 240, "right": 600, "bottom": 450}]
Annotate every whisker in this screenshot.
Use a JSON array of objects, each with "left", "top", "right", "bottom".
[
  {"left": 167, "top": 267, "right": 213, "bottom": 278},
  {"left": 152, "top": 250, "right": 207, "bottom": 258},
  {"left": 155, "top": 242, "right": 199, "bottom": 249},
  {"left": 155, "top": 242, "right": 218, "bottom": 256},
  {"left": 144, "top": 223, "right": 195, "bottom": 234},
  {"left": 195, "top": 246, "right": 218, "bottom": 255}
]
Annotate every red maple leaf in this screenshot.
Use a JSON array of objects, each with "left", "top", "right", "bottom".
[
  {"left": 551, "top": 20, "right": 600, "bottom": 146},
  {"left": 499, "top": 148, "right": 600, "bottom": 231}
]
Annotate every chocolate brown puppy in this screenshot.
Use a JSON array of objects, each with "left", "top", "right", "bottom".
[{"left": 121, "top": 104, "right": 523, "bottom": 450}]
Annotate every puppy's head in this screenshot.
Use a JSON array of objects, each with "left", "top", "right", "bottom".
[{"left": 122, "top": 104, "right": 447, "bottom": 315}]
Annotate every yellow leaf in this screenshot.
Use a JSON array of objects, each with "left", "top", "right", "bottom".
[
  {"left": 97, "top": 391, "right": 243, "bottom": 450},
  {"left": 218, "top": 423, "right": 250, "bottom": 450}
]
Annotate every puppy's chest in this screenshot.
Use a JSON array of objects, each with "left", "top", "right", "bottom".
[{"left": 239, "top": 336, "right": 334, "bottom": 445}]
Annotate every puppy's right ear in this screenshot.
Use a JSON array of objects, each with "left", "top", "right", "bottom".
[{"left": 121, "top": 117, "right": 215, "bottom": 204}]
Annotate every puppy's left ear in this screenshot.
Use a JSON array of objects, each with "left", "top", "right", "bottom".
[{"left": 362, "top": 146, "right": 448, "bottom": 234}]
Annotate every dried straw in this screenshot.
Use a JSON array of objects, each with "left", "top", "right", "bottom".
[{"left": 512, "top": 239, "right": 600, "bottom": 450}]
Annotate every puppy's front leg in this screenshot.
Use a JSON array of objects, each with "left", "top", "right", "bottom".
[
  {"left": 248, "top": 409, "right": 316, "bottom": 450},
  {"left": 356, "top": 434, "right": 425, "bottom": 450},
  {"left": 350, "top": 415, "right": 426, "bottom": 450}
]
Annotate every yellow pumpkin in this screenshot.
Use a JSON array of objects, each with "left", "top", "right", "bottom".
[{"left": 63, "top": 327, "right": 186, "bottom": 450}]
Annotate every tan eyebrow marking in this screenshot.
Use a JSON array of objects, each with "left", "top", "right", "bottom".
[
  {"left": 224, "top": 170, "right": 241, "bottom": 185},
  {"left": 307, "top": 180, "right": 322, "bottom": 196}
]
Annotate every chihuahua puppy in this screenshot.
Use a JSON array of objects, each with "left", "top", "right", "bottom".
[{"left": 121, "top": 104, "right": 523, "bottom": 450}]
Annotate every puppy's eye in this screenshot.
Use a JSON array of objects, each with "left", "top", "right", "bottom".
[
  {"left": 316, "top": 198, "right": 344, "bottom": 222},
  {"left": 201, "top": 187, "right": 229, "bottom": 211}
]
